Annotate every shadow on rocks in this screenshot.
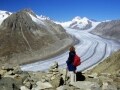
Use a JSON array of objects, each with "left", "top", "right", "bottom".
[{"left": 59, "top": 77, "right": 64, "bottom": 86}]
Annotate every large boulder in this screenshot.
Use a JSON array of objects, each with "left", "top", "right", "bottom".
[
  {"left": 70, "top": 81, "right": 100, "bottom": 90},
  {"left": 40, "top": 62, "right": 64, "bottom": 88},
  {"left": 32, "top": 81, "right": 53, "bottom": 90},
  {"left": 0, "top": 77, "right": 21, "bottom": 90}
]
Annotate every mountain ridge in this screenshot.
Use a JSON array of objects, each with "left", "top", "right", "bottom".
[
  {"left": 91, "top": 20, "right": 120, "bottom": 42},
  {"left": 0, "top": 9, "right": 74, "bottom": 65},
  {"left": 55, "top": 16, "right": 101, "bottom": 30}
]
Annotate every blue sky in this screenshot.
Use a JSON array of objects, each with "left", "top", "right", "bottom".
[{"left": 0, "top": 0, "right": 120, "bottom": 21}]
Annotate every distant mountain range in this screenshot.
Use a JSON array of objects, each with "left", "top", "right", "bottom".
[
  {"left": 56, "top": 16, "right": 100, "bottom": 30},
  {"left": 56, "top": 16, "right": 120, "bottom": 42}
]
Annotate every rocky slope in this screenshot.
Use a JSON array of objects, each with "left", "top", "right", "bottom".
[
  {"left": 0, "top": 9, "right": 74, "bottom": 65},
  {"left": 85, "top": 50, "right": 120, "bottom": 90},
  {"left": 91, "top": 20, "right": 120, "bottom": 42},
  {"left": 87, "top": 50, "right": 120, "bottom": 75}
]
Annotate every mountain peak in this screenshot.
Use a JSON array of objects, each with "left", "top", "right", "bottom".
[
  {"left": 56, "top": 16, "right": 99, "bottom": 30},
  {"left": 82, "top": 17, "right": 89, "bottom": 20},
  {"left": 20, "top": 8, "right": 33, "bottom": 13},
  {"left": 72, "top": 17, "right": 90, "bottom": 25},
  {"left": 19, "top": 8, "right": 37, "bottom": 17},
  {"left": 72, "top": 16, "right": 81, "bottom": 21},
  {"left": 1, "top": 9, "right": 40, "bottom": 30}
]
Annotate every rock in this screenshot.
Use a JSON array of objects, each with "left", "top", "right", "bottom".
[
  {"left": 3, "top": 71, "right": 29, "bottom": 86},
  {"left": 99, "top": 76, "right": 113, "bottom": 83},
  {"left": 88, "top": 73, "right": 98, "bottom": 78},
  {"left": 52, "top": 68, "right": 59, "bottom": 72},
  {"left": 23, "top": 77, "right": 33, "bottom": 89},
  {"left": 56, "top": 86, "right": 67, "bottom": 90},
  {"left": 100, "top": 73, "right": 111, "bottom": 77},
  {"left": 59, "top": 68, "right": 67, "bottom": 81},
  {"left": 56, "top": 85, "right": 77, "bottom": 90},
  {"left": 70, "top": 81, "right": 100, "bottom": 90},
  {"left": 24, "top": 81, "right": 32, "bottom": 89},
  {"left": 41, "top": 75, "right": 49, "bottom": 82},
  {"left": 46, "top": 73, "right": 53, "bottom": 78},
  {"left": 41, "top": 78, "right": 47, "bottom": 83},
  {"left": 28, "top": 71, "right": 46, "bottom": 83},
  {"left": 7, "top": 70, "right": 15, "bottom": 75},
  {"left": 40, "top": 61, "right": 63, "bottom": 88},
  {"left": 18, "top": 71, "right": 30, "bottom": 81},
  {"left": 0, "top": 77, "right": 20, "bottom": 90},
  {"left": 116, "top": 70, "right": 120, "bottom": 77},
  {"left": 86, "top": 77, "right": 102, "bottom": 87},
  {"left": 0, "top": 69, "right": 7, "bottom": 76},
  {"left": 102, "top": 81, "right": 117, "bottom": 90},
  {"left": 4, "top": 73, "right": 18, "bottom": 79},
  {"left": 47, "top": 71, "right": 53, "bottom": 75},
  {"left": 1, "top": 64, "right": 14, "bottom": 71},
  {"left": 48, "top": 68, "right": 53, "bottom": 73},
  {"left": 20, "top": 86, "right": 30, "bottom": 90},
  {"left": 49, "top": 75, "right": 63, "bottom": 88},
  {"left": 33, "top": 81, "right": 53, "bottom": 90},
  {"left": 51, "top": 61, "right": 58, "bottom": 69},
  {"left": 12, "top": 72, "right": 30, "bottom": 86},
  {"left": 13, "top": 65, "right": 22, "bottom": 74}
]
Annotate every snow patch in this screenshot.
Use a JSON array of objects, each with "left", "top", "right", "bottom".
[
  {"left": 0, "top": 10, "right": 12, "bottom": 25},
  {"left": 37, "top": 15, "right": 51, "bottom": 21},
  {"left": 28, "top": 13, "right": 45, "bottom": 26}
]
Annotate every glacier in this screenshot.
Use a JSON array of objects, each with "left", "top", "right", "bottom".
[{"left": 21, "top": 28, "right": 120, "bottom": 72}]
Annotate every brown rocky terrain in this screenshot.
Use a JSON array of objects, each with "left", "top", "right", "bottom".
[{"left": 0, "top": 59, "right": 119, "bottom": 90}]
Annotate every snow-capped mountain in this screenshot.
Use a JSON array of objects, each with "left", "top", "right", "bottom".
[
  {"left": 0, "top": 10, "right": 12, "bottom": 25},
  {"left": 56, "top": 16, "right": 100, "bottom": 30},
  {"left": 0, "top": 10, "right": 54, "bottom": 26},
  {"left": 0, "top": 10, "right": 100, "bottom": 31}
]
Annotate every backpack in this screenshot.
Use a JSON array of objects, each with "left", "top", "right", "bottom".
[{"left": 73, "top": 54, "right": 81, "bottom": 67}]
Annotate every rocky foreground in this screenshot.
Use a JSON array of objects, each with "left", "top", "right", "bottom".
[{"left": 0, "top": 59, "right": 120, "bottom": 90}]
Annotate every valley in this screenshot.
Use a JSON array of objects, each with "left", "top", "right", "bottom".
[{"left": 21, "top": 28, "right": 120, "bottom": 71}]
